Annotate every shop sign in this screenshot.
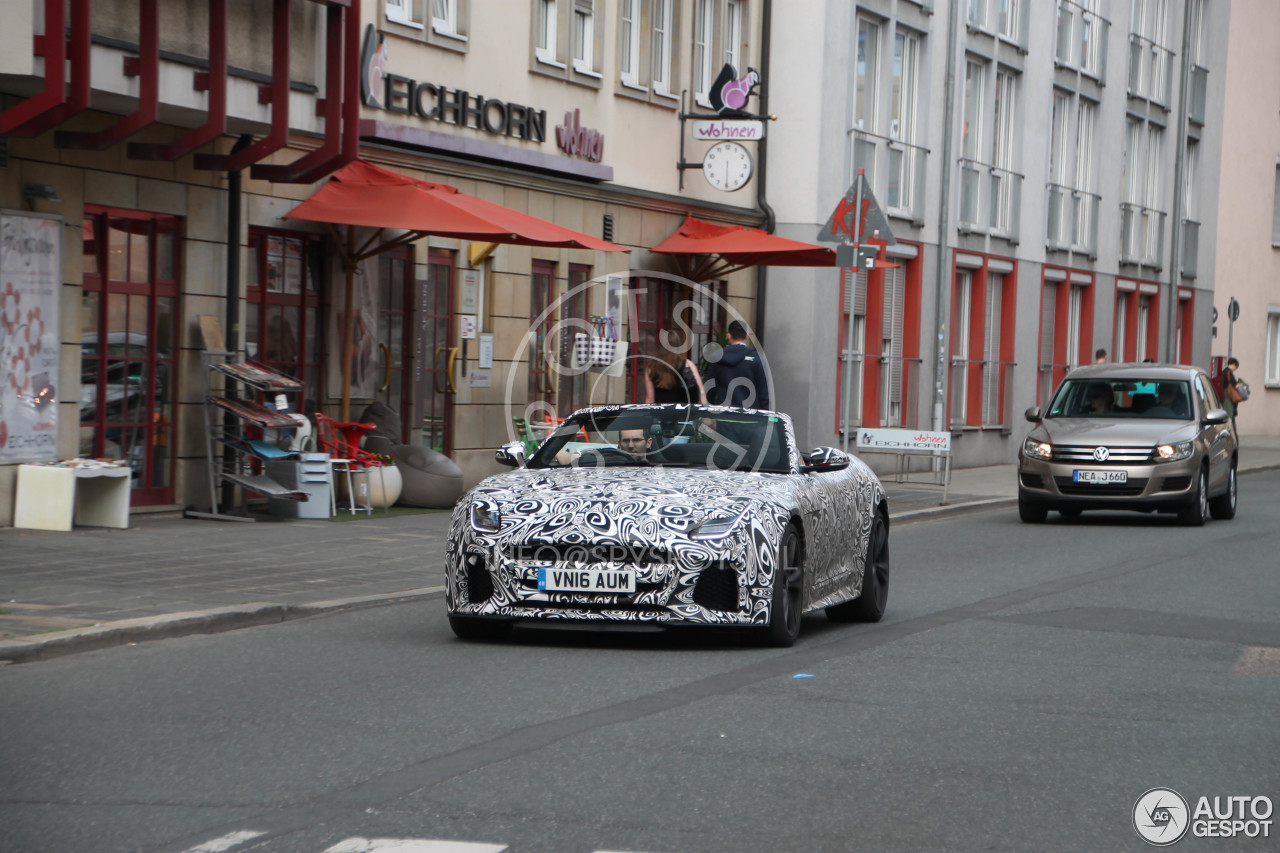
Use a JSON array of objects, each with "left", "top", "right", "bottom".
[
  {"left": 692, "top": 120, "right": 764, "bottom": 141},
  {"left": 362, "top": 26, "right": 547, "bottom": 142},
  {"left": 555, "top": 110, "right": 604, "bottom": 162}
]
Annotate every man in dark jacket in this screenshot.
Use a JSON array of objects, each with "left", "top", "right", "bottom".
[{"left": 706, "top": 321, "right": 770, "bottom": 409}]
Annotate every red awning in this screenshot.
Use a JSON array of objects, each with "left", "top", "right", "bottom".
[
  {"left": 285, "top": 159, "right": 627, "bottom": 251},
  {"left": 650, "top": 215, "right": 837, "bottom": 280},
  {"left": 284, "top": 159, "right": 627, "bottom": 418}
]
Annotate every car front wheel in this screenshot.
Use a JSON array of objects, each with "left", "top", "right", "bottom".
[
  {"left": 1019, "top": 491, "right": 1048, "bottom": 523},
  {"left": 449, "top": 614, "right": 513, "bottom": 641},
  {"left": 763, "top": 524, "right": 803, "bottom": 647},
  {"left": 1209, "top": 461, "right": 1237, "bottom": 520},
  {"left": 1177, "top": 466, "right": 1209, "bottom": 527}
]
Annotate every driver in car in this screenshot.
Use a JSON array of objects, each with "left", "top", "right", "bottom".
[{"left": 617, "top": 428, "right": 655, "bottom": 459}]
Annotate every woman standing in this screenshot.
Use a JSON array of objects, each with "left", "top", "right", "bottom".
[{"left": 644, "top": 332, "right": 707, "bottom": 406}]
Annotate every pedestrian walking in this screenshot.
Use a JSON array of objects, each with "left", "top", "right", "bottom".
[{"left": 706, "top": 321, "right": 770, "bottom": 410}]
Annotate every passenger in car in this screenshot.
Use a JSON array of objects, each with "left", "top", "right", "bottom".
[
  {"left": 1085, "top": 382, "right": 1115, "bottom": 415},
  {"left": 1145, "top": 383, "right": 1188, "bottom": 418}
]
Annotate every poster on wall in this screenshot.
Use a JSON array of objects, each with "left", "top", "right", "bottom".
[
  {"left": 327, "top": 251, "right": 379, "bottom": 402},
  {"left": 0, "top": 212, "right": 61, "bottom": 463}
]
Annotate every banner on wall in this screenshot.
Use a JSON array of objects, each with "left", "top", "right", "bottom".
[{"left": 0, "top": 212, "right": 62, "bottom": 463}]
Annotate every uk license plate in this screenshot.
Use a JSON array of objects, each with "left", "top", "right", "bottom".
[
  {"left": 1073, "top": 469, "right": 1128, "bottom": 484},
  {"left": 537, "top": 567, "right": 636, "bottom": 593}
]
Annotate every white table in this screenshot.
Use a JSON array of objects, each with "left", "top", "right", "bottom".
[{"left": 14, "top": 463, "right": 132, "bottom": 531}]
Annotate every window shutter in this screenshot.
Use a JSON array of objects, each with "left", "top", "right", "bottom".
[{"left": 843, "top": 269, "right": 868, "bottom": 316}]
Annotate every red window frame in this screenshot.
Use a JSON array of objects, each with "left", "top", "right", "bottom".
[
  {"left": 1115, "top": 280, "right": 1161, "bottom": 362},
  {"left": 245, "top": 228, "right": 326, "bottom": 408},
  {"left": 1035, "top": 267, "right": 1095, "bottom": 404},
  {"left": 947, "top": 252, "right": 1017, "bottom": 428},
  {"left": 80, "top": 206, "right": 181, "bottom": 507}
]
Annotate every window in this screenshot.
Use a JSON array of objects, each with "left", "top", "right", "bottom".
[
  {"left": 619, "top": 0, "right": 640, "bottom": 86},
  {"left": 1113, "top": 290, "right": 1127, "bottom": 361},
  {"left": 1272, "top": 160, "right": 1280, "bottom": 247},
  {"left": 1267, "top": 308, "right": 1280, "bottom": 386},
  {"left": 837, "top": 269, "right": 868, "bottom": 430},
  {"left": 652, "top": 0, "right": 673, "bottom": 93},
  {"left": 246, "top": 230, "right": 325, "bottom": 409},
  {"left": 1036, "top": 272, "right": 1092, "bottom": 404},
  {"left": 724, "top": 0, "right": 743, "bottom": 71},
  {"left": 573, "top": 0, "right": 594, "bottom": 72},
  {"left": 559, "top": 265, "right": 593, "bottom": 417},
  {"left": 968, "top": 0, "right": 989, "bottom": 30},
  {"left": 854, "top": 18, "right": 881, "bottom": 131},
  {"left": 693, "top": 0, "right": 715, "bottom": 106},
  {"left": 1121, "top": 117, "right": 1166, "bottom": 265},
  {"left": 1129, "top": 0, "right": 1172, "bottom": 103},
  {"left": 990, "top": 69, "right": 1018, "bottom": 233},
  {"left": 1047, "top": 91, "right": 1098, "bottom": 253},
  {"left": 951, "top": 258, "right": 1016, "bottom": 428},
  {"left": 888, "top": 28, "right": 921, "bottom": 213},
  {"left": 386, "top": 0, "right": 424, "bottom": 26},
  {"left": 432, "top": 0, "right": 458, "bottom": 35},
  {"left": 530, "top": 262, "right": 557, "bottom": 411},
  {"left": 536, "top": 0, "right": 558, "bottom": 64},
  {"left": 998, "top": 0, "right": 1023, "bottom": 43}
]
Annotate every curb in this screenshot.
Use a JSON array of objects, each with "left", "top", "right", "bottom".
[{"left": 0, "top": 587, "right": 445, "bottom": 665}]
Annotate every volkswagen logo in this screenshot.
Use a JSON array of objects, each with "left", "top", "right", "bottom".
[{"left": 1093, "top": 446, "right": 1110, "bottom": 461}]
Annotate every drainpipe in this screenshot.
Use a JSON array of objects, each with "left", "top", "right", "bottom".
[
  {"left": 1166, "top": 1, "right": 1194, "bottom": 363},
  {"left": 931, "top": 2, "right": 960, "bottom": 433},
  {"left": 754, "top": 0, "right": 775, "bottom": 344},
  {"left": 220, "top": 134, "right": 252, "bottom": 512}
]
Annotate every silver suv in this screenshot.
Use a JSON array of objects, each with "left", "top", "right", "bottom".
[{"left": 1017, "top": 364, "right": 1237, "bottom": 525}]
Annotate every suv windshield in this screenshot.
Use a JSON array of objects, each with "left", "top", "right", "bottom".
[
  {"left": 527, "top": 407, "right": 791, "bottom": 473},
  {"left": 1047, "top": 378, "right": 1194, "bottom": 420}
]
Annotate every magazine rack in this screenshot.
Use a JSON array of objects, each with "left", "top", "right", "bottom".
[{"left": 187, "top": 352, "right": 315, "bottom": 522}]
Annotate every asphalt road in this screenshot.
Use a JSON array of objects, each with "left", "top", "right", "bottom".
[{"left": 2, "top": 472, "right": 1278, "bottom": 853}]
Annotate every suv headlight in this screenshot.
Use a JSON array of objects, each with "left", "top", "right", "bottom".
[
  {"left": 1155, "top": 440, "right": 1194, "bottom": 462},
  {"left": 690, "top": 505, "right": 750, "bottom": 540},
  {"left": 1022, "top": 438, "right": 1052, "bottom": 460},
  {"left": 470, "top": 501, "right": 501, "bottom": 533}
]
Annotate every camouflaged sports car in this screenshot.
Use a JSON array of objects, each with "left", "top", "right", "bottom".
[{"left": 445, "top": 404, "right": 889, "bottom": 646}]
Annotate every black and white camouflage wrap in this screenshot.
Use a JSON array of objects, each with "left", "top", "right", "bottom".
[{"left": 445, "top": 409, "right": 885, "bottom": 629}]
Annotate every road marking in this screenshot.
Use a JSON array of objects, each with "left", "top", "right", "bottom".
[
  {"left": 179, "top": 831, "right": 266, "bottom": 853},
  {"left": 325, "top": 841, "right": 506, "bottom": 853}
]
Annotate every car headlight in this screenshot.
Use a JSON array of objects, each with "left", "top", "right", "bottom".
[
  {"left": 690, "top": 505, "right": 750, "bottom": 540},
  {"left": 1155, "top": 440, "right": 1194, "bottom": 462},
  {"left": 470, "top": 501, "right": 501, "bottom": 533},
  {"left": 1022, "top": 437, "right": 1052, "bottom": 460}
]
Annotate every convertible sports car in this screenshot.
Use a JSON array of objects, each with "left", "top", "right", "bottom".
[{"left": 445, "top": 404, "right": 890, "bottom": 646}]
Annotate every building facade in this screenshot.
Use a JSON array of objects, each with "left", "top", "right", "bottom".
[
  {"left": 0, "top": 0, "right": 771, "bottom": 524},
  {"left": 763, "top": 0, "right": 1230, "bottom": 465},
  {"left": 1209, "top": 0, "right": 1280, "bottom": 435}
]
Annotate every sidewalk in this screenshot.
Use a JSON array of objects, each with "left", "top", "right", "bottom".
[{"left": 3, "top": 435, "right": 1278, "bottom": 664}]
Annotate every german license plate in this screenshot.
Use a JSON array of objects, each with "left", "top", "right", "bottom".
[
  {"left": 537, "top": 567, "right": 636, "bottom": 593},
  {"left": 1073, "top": 469, "right": 1128, "bottom": 484}
]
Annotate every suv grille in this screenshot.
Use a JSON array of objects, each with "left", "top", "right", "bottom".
[
  {"left": 1055, "top": 476, "right": 1149, "bottom": 496},
  {"left": 1050, "top": 445, "right": 1154, "bottom": 464}
]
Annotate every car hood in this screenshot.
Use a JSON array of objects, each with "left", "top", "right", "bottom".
[
  {"left": 466, "top": 465, "right": 794, "bottom": 540},
  {"left": 1030, "top": 417, "right": 1198, "bottom": 446}
]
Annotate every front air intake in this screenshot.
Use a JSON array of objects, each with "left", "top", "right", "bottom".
[
  {"left": 465, "top": 555, "right": 494, "bottom": 604},
  {"left": 692, "top": 564, "right": 739, "bottom": 612}
]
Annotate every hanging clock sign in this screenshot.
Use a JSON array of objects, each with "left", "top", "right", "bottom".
[{"left": 703, "top": 141, "right": 754, "bottom": 192}]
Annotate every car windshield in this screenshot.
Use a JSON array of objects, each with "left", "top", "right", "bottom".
[
  {"left": 526, "top": 406, "right": 792, "bottom": 473},
  {"left": 1046, "top": 378, "right": 1194, "bottom": 420}
]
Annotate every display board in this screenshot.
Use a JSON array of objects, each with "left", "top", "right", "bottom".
[{"left": 0, "top": 211, "right": 62, "bottom": 463}]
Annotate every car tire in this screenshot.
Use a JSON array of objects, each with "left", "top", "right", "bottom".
[
  {"left": 827, "top": 510, "right": 889, "bottom": 624},
  {"left": 448, "top": 614, "right": 513, "bottom": 641},
  {"left": 763, "top": 523, "right": 803, "bottom": 647},
  {"left": 1209, "top": 460, "right": 1238, "bottom": 520},
  {"left": 1018, "top": 491, "right": 1048, "bottom": 523},
  {"left": 1177, "top": 466, "right": 1209, "bottom": 527}
]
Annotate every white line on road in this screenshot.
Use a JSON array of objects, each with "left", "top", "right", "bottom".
[
  {"left": 324, "top": 839, "right": 507, "bottom": 853},
  {"left": 179, "top": 831, "right": 266, "bottom": 853}
]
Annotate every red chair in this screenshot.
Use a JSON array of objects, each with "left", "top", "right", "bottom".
[{"left": 315, "top": 413, "right": 385, "bottom": 514}]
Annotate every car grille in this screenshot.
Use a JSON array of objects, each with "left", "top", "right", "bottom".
[
  {"left": 1050, "top": 445, "right": 1154, "bottom": 464},
  {"left": 1054, "top": 476, "right": 1149, "bottom": 496},
  {"left": 692, "top": 564, "right": 740, "bottom": 612}
]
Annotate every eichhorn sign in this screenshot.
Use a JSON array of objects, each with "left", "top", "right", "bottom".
[{"left": 856, "top": 428, "right": 951, "bottom": 453}]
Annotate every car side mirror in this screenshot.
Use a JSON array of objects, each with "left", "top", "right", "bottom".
[
  {"left": 1025, "top": 406, "right": 1042, "bottom": 423},
  {"left": 801, "top": 446, "right": 850, "bottom": 473},
  {"left": 495, "top": 441, "right": 526, "bottom": 467},
  {"left": 1203, "top": 408, "right": 1229, "bottom": 426}
]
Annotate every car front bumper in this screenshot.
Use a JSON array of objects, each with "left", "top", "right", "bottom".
[{"left": 1017, "top": 455, "right": 1200, "bottom": 512}]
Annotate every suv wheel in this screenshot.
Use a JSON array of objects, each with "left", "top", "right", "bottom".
[
  {"left": 1209, "top": 461, "right": 1238, "bottom": 520},
  {"left": 1177, "top": 466, "right": 1209, "bottom": 527},
  {"left": 1018, "top": 491, "right": 1048, "bottom": 524}
]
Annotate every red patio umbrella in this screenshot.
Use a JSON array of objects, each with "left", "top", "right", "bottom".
[
  {"left": 284, "top": 159, "right": 627, "bottom": 418},
  {"left": 649, "top": 215, "right": 838, "bottom": 282}
]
